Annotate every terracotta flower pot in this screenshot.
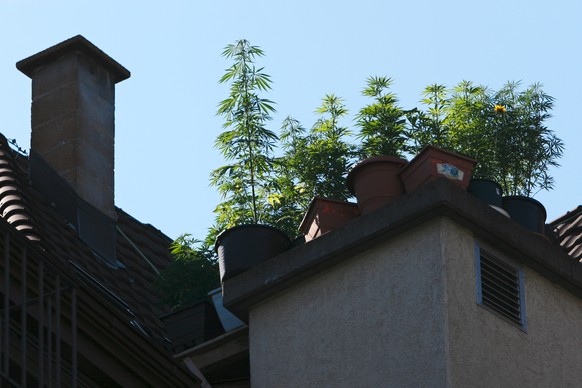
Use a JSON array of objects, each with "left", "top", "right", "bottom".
[
  {"left": 399, "top": 145, "right": 476, "bottom": 193},
  {"left": 347, "top": 155, "right": 407, "bottom": 215},
  {"left": 215, "top": 224, "right": 291, "bottom": 282},
  {"left": 299, "top": 197, "right": 360, "bottom": 242}
]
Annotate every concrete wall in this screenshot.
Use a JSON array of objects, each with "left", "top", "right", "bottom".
[
  {"left": 249, "top": 217, "right": 582, "bottom": 387},
  {"left": 441, "top": 219, "right": 582, "bottom": 387},
  {"left": 249, "top": 219, "right": 450, "bottom": 387}
]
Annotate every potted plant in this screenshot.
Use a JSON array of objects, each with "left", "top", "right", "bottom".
[
  {"left": 442, "top": 82, "right": 507, "bottom": 212},
  {"left": 402, "top": 82, "right": 479, "bottom": 193},
  {"left": 415, "top": 81, "right": 563, "bottom": 233},
  {"left": 212, "top": 40, "right": 290, "bottom": 282},
  {"left": 215, "top": 224, "right": 291, "bottom": 281},
  {"left": 277, "top": 96, "right": 357, "bottom": 235},
  {"left": 299, "top": 197, "right": 359, "bottom": 242},
  {"left": 160, "top": 300, "right": 225, "bottom": 351},
  {"left": 488, "top": 82, "right": 562, "bottom": 233},
  {"left": 502, "top": 195, "right": 547, "bottom": 235},
  {"left": 347, "top": 155, "right": 407, "bottom": 214},
  {"left": 487, "top": 82, "right": 563, "bottom": 197},
  {"left": 398, "top": 145, "right": 476, "bottom": 193},
  {"left": 280, "top": 96, "right": 355, "bottom": 204},
  {"left": 348, "top": 77, "right": 409, "bottom": 214},
  {"left": 406, "top": 83, "right": 457, "bottom": 153},
  {"left": 467, "top": 178, "right": 507, "bottom": 215}
]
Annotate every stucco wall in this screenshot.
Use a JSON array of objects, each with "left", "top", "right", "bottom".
[
  {"left": 249, "top": 217, "right": 582, "bottom": 387},
  {"left": 442, "top": 219, "right": 582, "bottom": 387},
  {"left": 249, "top": 219, "right": 450, "bottom": 388}
]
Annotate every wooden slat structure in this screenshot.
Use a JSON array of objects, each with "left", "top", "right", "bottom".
[{"left": 0, "top": 221, "right": 78, "bottom": 387}]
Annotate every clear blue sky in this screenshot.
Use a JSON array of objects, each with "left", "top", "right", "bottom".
[{"left": 1, "top": 0, "right": 580, "bottom": 240}]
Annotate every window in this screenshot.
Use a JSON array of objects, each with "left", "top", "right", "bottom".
[{"left": 475, "top": 244, "right": 527, "bottom": 330}]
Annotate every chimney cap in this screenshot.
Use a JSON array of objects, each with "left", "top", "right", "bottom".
[{"left": 16, "top": 34, "right": 130, "bottom": 83}]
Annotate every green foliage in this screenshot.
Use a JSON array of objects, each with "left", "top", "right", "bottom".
[
  {"left": 407, "top": 83, "right": 456, "bottom": 151},
  {"left": 356, "top": 76, "right": 409, "bottom": 158},
  {"left": 267, "top": 116, "right": 312, "bottom": 236},
  {"left": 488, "top": 82, "right": 563, "bottom": 196},
  {"left": 211, "top": 39, "right": 278, "bottom": 227},
  {"left": 207, "top": 39, "right": 563, "bottom": 234},
  {"left": 443, "top": 81, "right": 495, "bottom": 178},
  {"left": 260, "top": 95, "right": 356, "bottom": 236},
  {"left": 407, "top": 80, "right": 563, "bottom": 196},
  {"left": 279, "top": 95, "right": 355, "bottom": 202},
  {"left": 154, "top": 235, "right": 219, "bottom": 311},
  {"left": 161, "top": 40, "right": 564, "bottom": 309}
]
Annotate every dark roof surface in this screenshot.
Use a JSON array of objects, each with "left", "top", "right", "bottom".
[
  {"left": 551, "top": 206, "right": 582, "bottom": 262},
  {"left": 0, "top": 133, "right": 174, "bottom": 345}
]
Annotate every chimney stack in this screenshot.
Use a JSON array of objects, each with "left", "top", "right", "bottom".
[
  {"left": 16, "top": 36, "right": 129, "bottom": 264},
  {"left": 16, "top": 35, "right": 130, "bottom": 219}
]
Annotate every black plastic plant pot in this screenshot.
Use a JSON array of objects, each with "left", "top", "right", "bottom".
[
  {"left": 215, "top": 224, "right": 291, "bottom": 282},
  {"left": 160, "top": 301, "right": 225, "bottom": 352},
  {"left": 467, "top": 179, "right": 503, "bottom": 208},
  {"left": 502, "top": 196, "right": 547, "bottom": 234}
]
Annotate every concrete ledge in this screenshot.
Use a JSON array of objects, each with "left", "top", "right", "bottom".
[
  {"left": 17, "top": 35, "right": 130, "bottom": 83},
  {"left": 222, "top": 179, "right": 582, "bottom": 321}
]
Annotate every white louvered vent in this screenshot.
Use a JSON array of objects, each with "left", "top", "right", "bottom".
[{"left": 476, "top": 247, "right": 526, "bottom": 330}]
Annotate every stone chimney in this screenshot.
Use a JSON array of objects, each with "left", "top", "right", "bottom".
[
  {"left": 16, "top": 36, "right": 129, "bottom": 264},
  {"left": 16, "top": 35, "right": 130, "bottom": 219}
]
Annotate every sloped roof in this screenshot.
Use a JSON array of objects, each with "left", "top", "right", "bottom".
[
  {"left": 0, "top": 133, "right": 175, "bottom": 345},
  {"left": 551, "top": 206, "right": 582, "bottom": 262}
]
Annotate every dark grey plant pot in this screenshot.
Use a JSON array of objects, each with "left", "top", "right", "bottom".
[
  {"left": 215, "top": 224, "right": 291, "bottom": 282},
  {"left": 161, "top": 301, "right": 225, "bottom": 353},
  {"left": 468, "top": 179, "right": 503, "bottom": 208},
  {"left": 502, "top": 196, "right": 547, "bottom": 235}
]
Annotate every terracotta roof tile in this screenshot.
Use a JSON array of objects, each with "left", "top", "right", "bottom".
[
  {"left": 550, "top": 206, "right": 582, "bottom": 262},
  {"left": 0, "top": 134, "right": 176, "bottom": 347}
]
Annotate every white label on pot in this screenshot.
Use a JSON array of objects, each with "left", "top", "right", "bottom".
[{"left": 437, "top": 163, "right": 464, "bottom": 181}]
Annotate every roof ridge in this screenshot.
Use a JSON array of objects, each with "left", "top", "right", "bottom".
[
  {"left": 116, "top": 206, "right": 173, "bottom": 243},
  {"left": 550, "top": 205, "right": 582, "bottom": 225}
]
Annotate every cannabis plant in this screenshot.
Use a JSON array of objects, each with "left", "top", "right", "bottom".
[
  {"left": 488, "top": 82, "right": 564, "bottom": 196},
  {"left": 279, "top": 95, "right": 355, "bottom": 202},
  {"left": 408, "top": 81, "right": 564, "bottom": 196},
  {"left": 211, "top": 40, "right": 278, "bottom": 227},
  {"left": 356, "top": 76, "right": 409, "bottom": 158}
]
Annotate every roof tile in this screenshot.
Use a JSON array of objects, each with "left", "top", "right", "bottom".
[
  {"left": 550, "top": 206, "right": 582, "bottom": 262},
  {"left": 0, "top": 134, "right": 176, "bottom": 347}
]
